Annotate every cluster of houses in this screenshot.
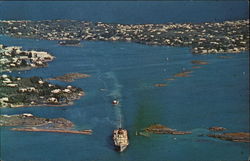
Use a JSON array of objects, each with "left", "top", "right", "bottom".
[
  {"left": 0, "top": 74, "right": 19, "bottom": 107},
  {"left": 0, "top": 73, "right": 83, "bottom": 107},
  {"left": 0, "top": 44, "right": 54, "bottom": 72},
  {"left": 1, "top": 43, "right": 84, "bottom": 108},
  {"left": 0, "top": 19, "right": 248, "bottom": 54}
]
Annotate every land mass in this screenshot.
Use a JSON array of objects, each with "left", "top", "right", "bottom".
[
  {"left": 0, "top": 113, "right": 92, "bottom": 135},
  {"left": 208, "top": 132, "right": 250, "bottom": 143},
  {"left": 0, "top": 44, "right": 54, "bottom": 72},
  {"left": 0, "top": 113, "right": 73, "bottom": 128},
  {"left": 0, "top": 44, "right": 84, "bottom": 108},
  {"left": 143, "top": 124, "right": 192, "bottom": 135},
  {"left": 0, "top": 74, "right": 84, "bottom": 108},
  {"left": 47, "top": 73, "right": 90, "bottom": 82},
  {"left": 0, "top": 19, "right": 249, "bottom": 54}
]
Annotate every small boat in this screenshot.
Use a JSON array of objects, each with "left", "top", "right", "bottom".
[
  {"left": 113, "top": 128, "right": 129, "bottom": 152},
  {"left": 112, "top": 100, "right": 119, "bottom": 105},
  {"left": 58, "top": 40, "right": 80, "bottom": 46}
]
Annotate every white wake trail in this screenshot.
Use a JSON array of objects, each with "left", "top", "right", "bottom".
[{"left": 105, "top": 71, "right": 123, "bottom": 128}]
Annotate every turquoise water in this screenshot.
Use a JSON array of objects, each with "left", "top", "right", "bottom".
[{"left": 0, "top": 35, "right": 249, "bottom": 161}]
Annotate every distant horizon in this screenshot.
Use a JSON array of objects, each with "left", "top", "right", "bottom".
[
  {"left": 0, "top": 1, "right": 248, "bottom": 24},
  {"left": 0, "top": 18, "right": 249, "bottom": 25}
]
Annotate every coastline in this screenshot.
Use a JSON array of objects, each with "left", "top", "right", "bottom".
[
  {"left": 0, "top": 44, "right": 85, "bottom": 108},
  {"left": 0, "top": 44, "right": 55, "bottom": 72},
  {"left": 0, "top": 18, "right": 249, "bottom": 159},
  {"left": 1, "top": 113, "right": 93, "bottom": 135},
  {"left": 0, "top": 19, "right": 249, "bottom": 54},
  {"left": 0, "top": 75, "right": 84, "bottom": 108},
  {"left": 8, "top": 91, "right": 84, "bottom": 108}
]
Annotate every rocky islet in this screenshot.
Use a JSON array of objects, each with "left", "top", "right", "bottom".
[
  {"left": 47, "top": 73, "right": 90, "bottom": 82},
  {"left": 139, "top": 124, "right": 250, "bottom": 143},
  {"left": 208, "top": 132, "right": 250, "bottom": 143},
  {"left": 143, "top": 124, "right": 192, "bottom": 135}
]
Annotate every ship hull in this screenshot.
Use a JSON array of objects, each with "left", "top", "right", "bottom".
[
  {"left": 115, "top": 145, "right": 128, "bottom": 152},
  {"left": 113, "top": 129, "right": 129, "bottom": 152}
]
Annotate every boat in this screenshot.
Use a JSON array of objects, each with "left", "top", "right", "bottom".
[
  {"left": 58, "top": 40, "right": 80, "bottom": 46},
  {"left": 113, "top": 128, "right": 129, "bottom": 152},
  {"left": 112, "top": 99, "right": 119, "bottom": 105}
]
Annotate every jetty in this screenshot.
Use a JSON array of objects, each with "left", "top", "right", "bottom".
[{"left": 11, "top": 128, "right": 93, "bottom": 135}]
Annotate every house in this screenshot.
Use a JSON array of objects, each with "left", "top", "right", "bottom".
[
  {"left": 51, "top": 89, "right": 61, "bottom": 94},
  {"left": 47, "top": 97, "right": 58, "bottom": 103}
]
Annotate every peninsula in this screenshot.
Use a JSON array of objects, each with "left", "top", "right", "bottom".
[
  {"left": 0, "top": 19, "right": 248, "bottom": 54},
  {"left": 0, "top": 113, "right": 92, "bottom": 135},
  {"left": 0, "top": 113, "right": 73, "bottom": 128},
  {"left": 0, "top": 74, "right": 84, "bottom": 108},
  {"left": 0, "top": 44, "right": 54, "bottom": 72}
]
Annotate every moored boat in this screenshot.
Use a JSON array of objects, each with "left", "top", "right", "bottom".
[{"left": 58, "top": 40, "right": 80, "bottom": 46}]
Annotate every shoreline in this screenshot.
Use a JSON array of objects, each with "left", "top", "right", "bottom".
[
  {"left": 0, "top": 74, "right": 85, "bottom": 108},
  {"left": 8, "top": 92, "right": 84, "bottom": 108},
  {"left": 0, "top": 19, "right": 249, "bottom": 54},
  {"left": 11, "top": 128, "right": 93, "bottom": 135},
  {"left": 0, "top": 44, "right": 55, "bottom": 72},
  {"left": 0, "top": 44, "right": 85, "bottom": 109}
]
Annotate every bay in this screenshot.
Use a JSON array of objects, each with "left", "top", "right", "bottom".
[{"left": 0, "top": 1, "right": 249, "bottom": 161}]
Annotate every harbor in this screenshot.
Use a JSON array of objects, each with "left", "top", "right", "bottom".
[{"left": 0, "top": 1, "right": 249, "bottom": 161}]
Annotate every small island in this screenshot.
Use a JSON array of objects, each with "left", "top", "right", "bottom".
[
  {"left": 142, "top": 124, "right": 192, "bottom": 135},
  {"left": 47, "top": 73, "right": 90, "bottom": 82},
  {"left": 209, "top": 126, "right": 227, "bottom": 132},
  {"left": 208, "top": 132, "right": 250, "bottom": 143},
  {"left": 0, "top": 113, "right": 92, "bottom": 135}
]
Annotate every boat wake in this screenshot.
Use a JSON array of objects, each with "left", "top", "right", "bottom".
[
  {"left": 105, "top": 71, "right": 123, "bottom": 128},
  {"left": 95, "top": 68, "right": 124, "bottom": 129}
]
